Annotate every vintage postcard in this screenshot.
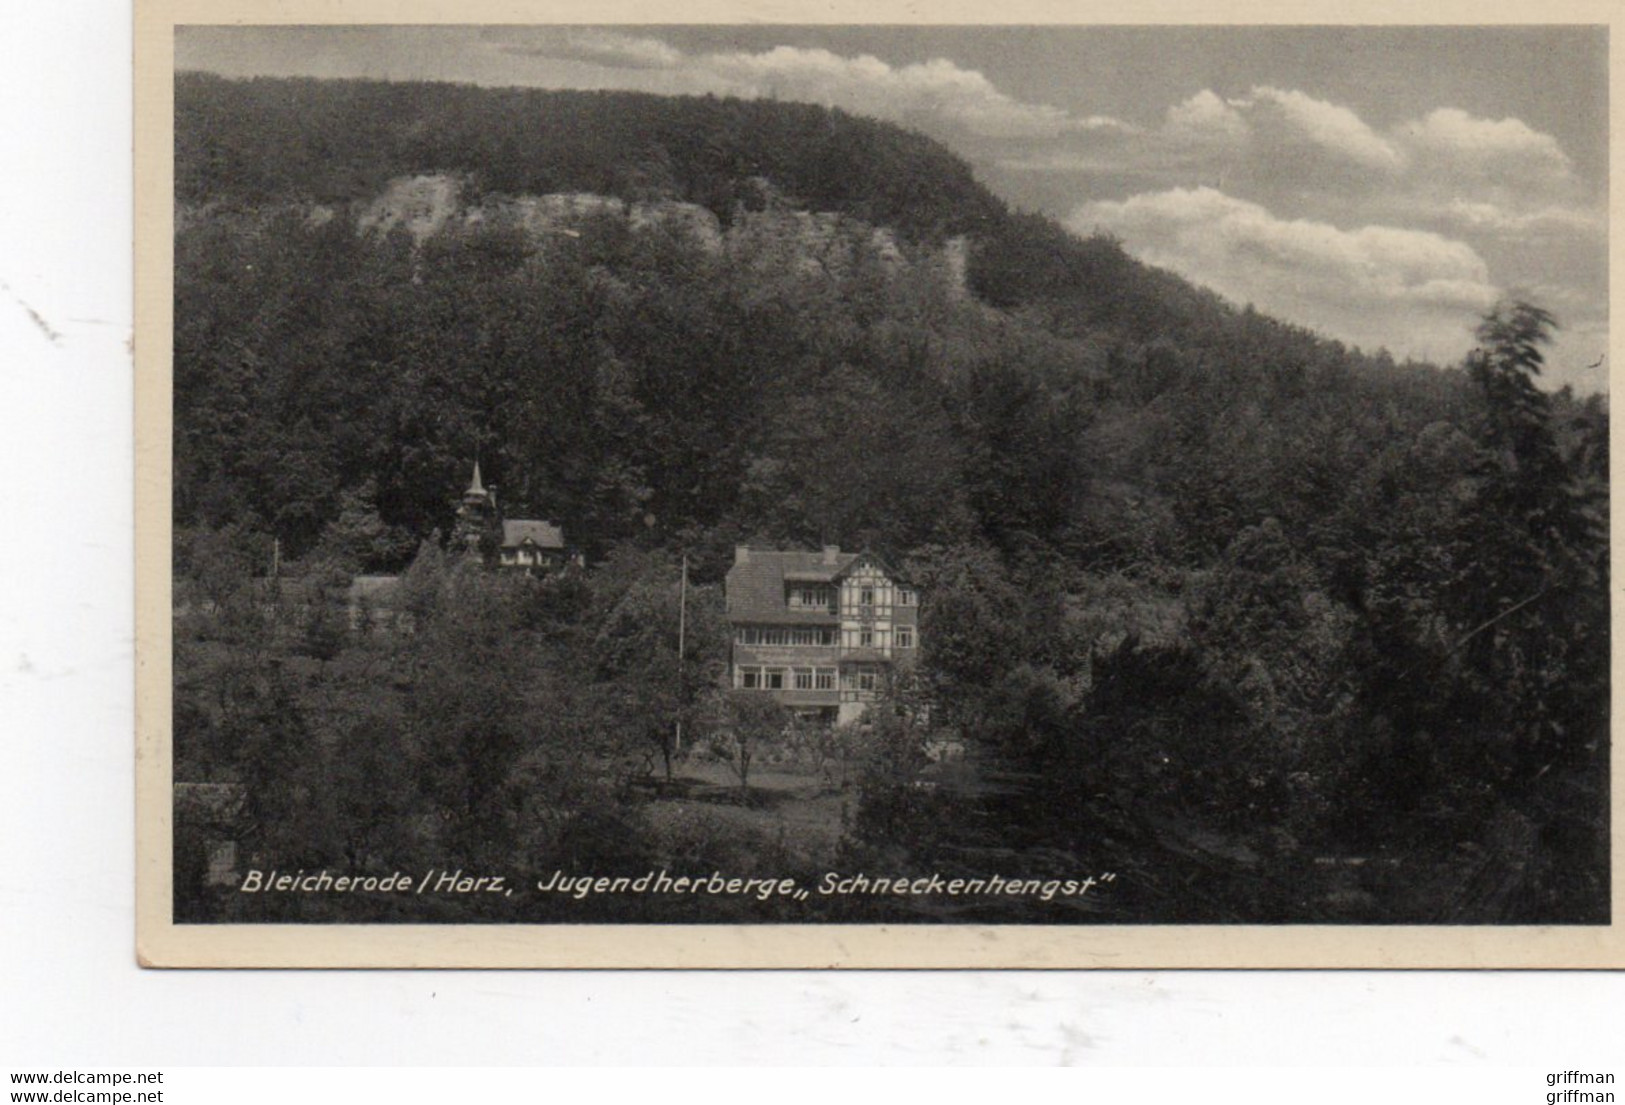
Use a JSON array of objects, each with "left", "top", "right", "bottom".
[{"left": 135, "top": 0, "right": 1622, "bottom": 967}]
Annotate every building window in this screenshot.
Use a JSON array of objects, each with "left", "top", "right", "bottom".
[
  {"left": 739, "top": 666, "right": 761, "bottom": 689},
  {"left": 896, "top": 626, "right": 914, "bottom": 649},
  {"left": 815, "top": 668, "right": 836, "bottom": 690},
  {"left": 898, "top": 588, "right": 916, "bottom": 606},
  {"left": 764, "top": 668, "right": 785, "bottom": 690},
  {"left": 860, "top": 587, "right": 874, "bottom": 606},
  {"left": 789, "top": 585, "right": 834, "bottom": 610},
  {"left": 859, "top": 627, "right": 873, "bottom": 648},
  {"left": 794, "top": 668, "right": 814, "bottom": 690},
  {"left": 741, "top": 625, "right": 836, "bottom": 647},
  {"left": 741, "top": 630, "right": 832, "bottom": 646},
  {"left": 857, "top": 670, "right": 878, "bottom": 692}
]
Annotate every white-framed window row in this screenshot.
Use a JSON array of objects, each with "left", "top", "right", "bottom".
[
  {"left": 787, "top": 585, "right": 835, "bottom": 611},
  {"left": 735, "top": 626, "right": 837, "bottom": 646},
  {"left": 896, "top": 625, "right": 915, "bottom": 649},
  {"left": 739, "top": 665, "right": 835, "bottom": 691}
]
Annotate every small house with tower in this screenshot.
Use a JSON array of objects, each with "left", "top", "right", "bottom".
[{"left": 451, "top": 461, "right": 580, "bottom": 574}]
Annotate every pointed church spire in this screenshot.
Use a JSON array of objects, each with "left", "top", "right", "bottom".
[{"left": 454, "top": 458, "right": 495, "bottom": 558}]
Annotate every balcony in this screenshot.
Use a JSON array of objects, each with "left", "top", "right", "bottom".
[
  {"left": 733, "top": 643, "right": 839, "bottom": 666},
  {"left": 769, "top": 688, "right": 841, "bottom": 708}
]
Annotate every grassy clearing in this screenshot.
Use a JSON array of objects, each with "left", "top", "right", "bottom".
[{"left": 637, "top": 759, "right": 853, "bottom": 871}]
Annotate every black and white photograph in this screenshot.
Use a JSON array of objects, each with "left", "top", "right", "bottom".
[{"left": 139, "top": 14, "right": 1614, "bottom": 965}]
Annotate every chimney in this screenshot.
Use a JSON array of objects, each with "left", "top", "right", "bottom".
[
  {"left": 734, "top": 545, "right": 750, "bottom": 564},
  {"left": 822, "top": 545, "right": 840, "bottom": 564}
]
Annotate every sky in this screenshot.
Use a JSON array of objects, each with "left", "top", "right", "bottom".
[{"left": 177, "top": 25, "right": 1610, "bottom": 392}]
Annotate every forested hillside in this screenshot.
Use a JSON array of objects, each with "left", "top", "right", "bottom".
[{"left": 173, "top": 74, "right": 1609, "bottom": 924}]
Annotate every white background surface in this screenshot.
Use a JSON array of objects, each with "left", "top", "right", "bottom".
[{"left": 1, "top": 0, "right": 1620, "bottom": 1068}]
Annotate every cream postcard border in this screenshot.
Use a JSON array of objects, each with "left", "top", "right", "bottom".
[{"left": 135, "top": 0, "right": 1625, "bottom": 968}]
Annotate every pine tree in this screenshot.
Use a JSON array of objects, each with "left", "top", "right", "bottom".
[{"left": 1451, "top": 303, "right": 1608, "bottom": 918}]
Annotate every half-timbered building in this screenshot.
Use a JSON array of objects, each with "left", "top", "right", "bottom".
[{"left": 724, "top": 545, "right": 919, "bottom": 724}]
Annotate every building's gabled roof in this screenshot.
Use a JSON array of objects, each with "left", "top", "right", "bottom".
[
  {"left": 501, "top": 519, "right": 565, "bottom": 550},
  {"left": 782, "top": 569, "right": 841, "bottom": 583},
  {"left": 829, "top": 550, "right": 901, "bottom": 583},
  {"left": 726, "top": 547, "right": 857, "bottom": 620}
]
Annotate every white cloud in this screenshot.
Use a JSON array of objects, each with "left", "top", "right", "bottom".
[
  {"left": 1150, "top": 87, "right": 1405, "bottom": 172},
  {"left": 1235, "top": 86, "right": 1405, "bottom": 172},
  {"left": 1071, "top": 187, "right": 1500, "bottom": 358},
  {"left": 706, "top": 47, "right": 1098, "bottom": 137},
  {"left": 1400, "top": 107, "right": 1571, "bottom": 171},
  {"left": 491, "top": 29, "right": 683, "bottom": 69},
  {"left": 492, "top": 31, "right": 1133, "bottom": 139},
  {"left": 1164, "top": 89, "right": 1248, "bottom": 145},
  {"left": 555, "top": 31, "right": 683, "bottom": 70},
  {"left": 1438, "top": 199, "right": 1602, "bottom": 237},
  {"left": 1075, "top": 87, "right": 1587, "bottom": 215},
  {"left": 1391, "top": 108, "right": 1585, "bottom": 226}
]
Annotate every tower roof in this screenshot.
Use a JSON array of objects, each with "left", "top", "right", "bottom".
[{"left": 467, "top": 460, "right": 485, "bottom": 497}]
